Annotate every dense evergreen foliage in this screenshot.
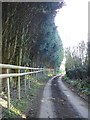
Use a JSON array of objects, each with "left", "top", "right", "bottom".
[
  {"left": 2, "top": 2, "right": 64, "bottom": 70},
  {"left": 64, "top": 41, "right": 90, "bottom": 96},
  {"left": 65, "top": 41, "right": 88, "bottom": 79}
]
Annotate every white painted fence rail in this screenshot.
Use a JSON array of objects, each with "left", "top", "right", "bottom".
[
  {"left": 0, "top": 63, "right": 44, "bottom": 70},
  {"left": 0, "top": 63, "right": 44, "bottom": 109},
  {"left": 0, "top": 70, "right": 43, "bottom": 79}
]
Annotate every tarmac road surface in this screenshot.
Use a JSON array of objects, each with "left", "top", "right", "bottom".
[{"left": 38, "top": 75, "right": 89, "bottom": 119}]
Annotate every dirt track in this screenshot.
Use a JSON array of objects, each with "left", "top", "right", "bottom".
[
  {"left": 38, "top": 76, "right": 88, "bottom": 119},
  {"left": 51, "top": 77, "right": 80, "bottom": 118}
]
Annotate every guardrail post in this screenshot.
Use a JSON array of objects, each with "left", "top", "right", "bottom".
[
  {"left": 6, "top": 69, "right": 10, "bottom": 109},
  {"left": 24, "top": 70, "right": 26, "bottom": 93},
  {"left": 36, "top": 72, "right": 37, "bottom": 82},
  {"left": 37, "top": 72, "right": 38, "bottom": 81},
  {"left": 43, "top": 69, "right": 45, "bottom": 78},
  {"left": 41, "top": 70, "right": 43, "bottom": 79},
  {"left": 18, "top": 69, "right": 20, "bottom": 100},
  {"left": 28, "top": 79, "right": 30, "bottom": 89},
  {"left": 10, "top": 77, "right": 13, "bottom": 88},
  {"left": 28, "top": 74, "right": 31, "bottom": 89},
  {"left": 28, "top": 70, "right": 30, "bottom": 89}
]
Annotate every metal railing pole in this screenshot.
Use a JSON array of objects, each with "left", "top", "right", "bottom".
[
  {"left": 28, "top": 72, "right": 31, "bottom": 89},
  {"left": 36, "top": 72, "right": 37, "bottom": 82},
  {"left": 24, "top": 70, "right": 27, "bottom": 93},
  {"left": 18, "top": 69, "right": 20, "bottom": 100},
  {"left": 6, "top": 69, "right": 10, "bottom": 109}
]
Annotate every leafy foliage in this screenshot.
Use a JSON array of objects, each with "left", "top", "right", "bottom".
[
  {"left": 65, "top": 41, "right": 88, "bottom": 79},
  {"left": 63, "top": 75, "right": 90, "bottom": 96}
]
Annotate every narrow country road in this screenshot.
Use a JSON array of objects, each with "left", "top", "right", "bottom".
[
  {"left": 38, "top": 76, "right": 89, "bottom": 119},
  {"left": 39, "top": 76, "right": 57, "bottom": 118}
]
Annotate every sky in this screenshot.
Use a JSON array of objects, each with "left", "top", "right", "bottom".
[{"left": 55, "top": 0, "right": 89, "bottom": 48}]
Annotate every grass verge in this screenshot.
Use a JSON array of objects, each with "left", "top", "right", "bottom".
[
  {"left": 62, "top": 75, "right": 90, "bottom": 101},
  {"left": 1, "top": 74, "right": 52, "bottom": 118}
]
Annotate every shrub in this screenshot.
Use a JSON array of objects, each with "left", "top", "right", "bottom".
[{"left": 66, "top": 67, "right": 87, "bottom": 79}]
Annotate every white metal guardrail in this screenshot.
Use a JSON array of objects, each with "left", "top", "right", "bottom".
[
  {"left": 0, "top": 64, "right": 44, "bottom": 70},
  {"left": 0, "top": 63, "right": 44, "bottom": 109},
  {"left": 0, "top": 70, "right": 43, "bottom": 79}
]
